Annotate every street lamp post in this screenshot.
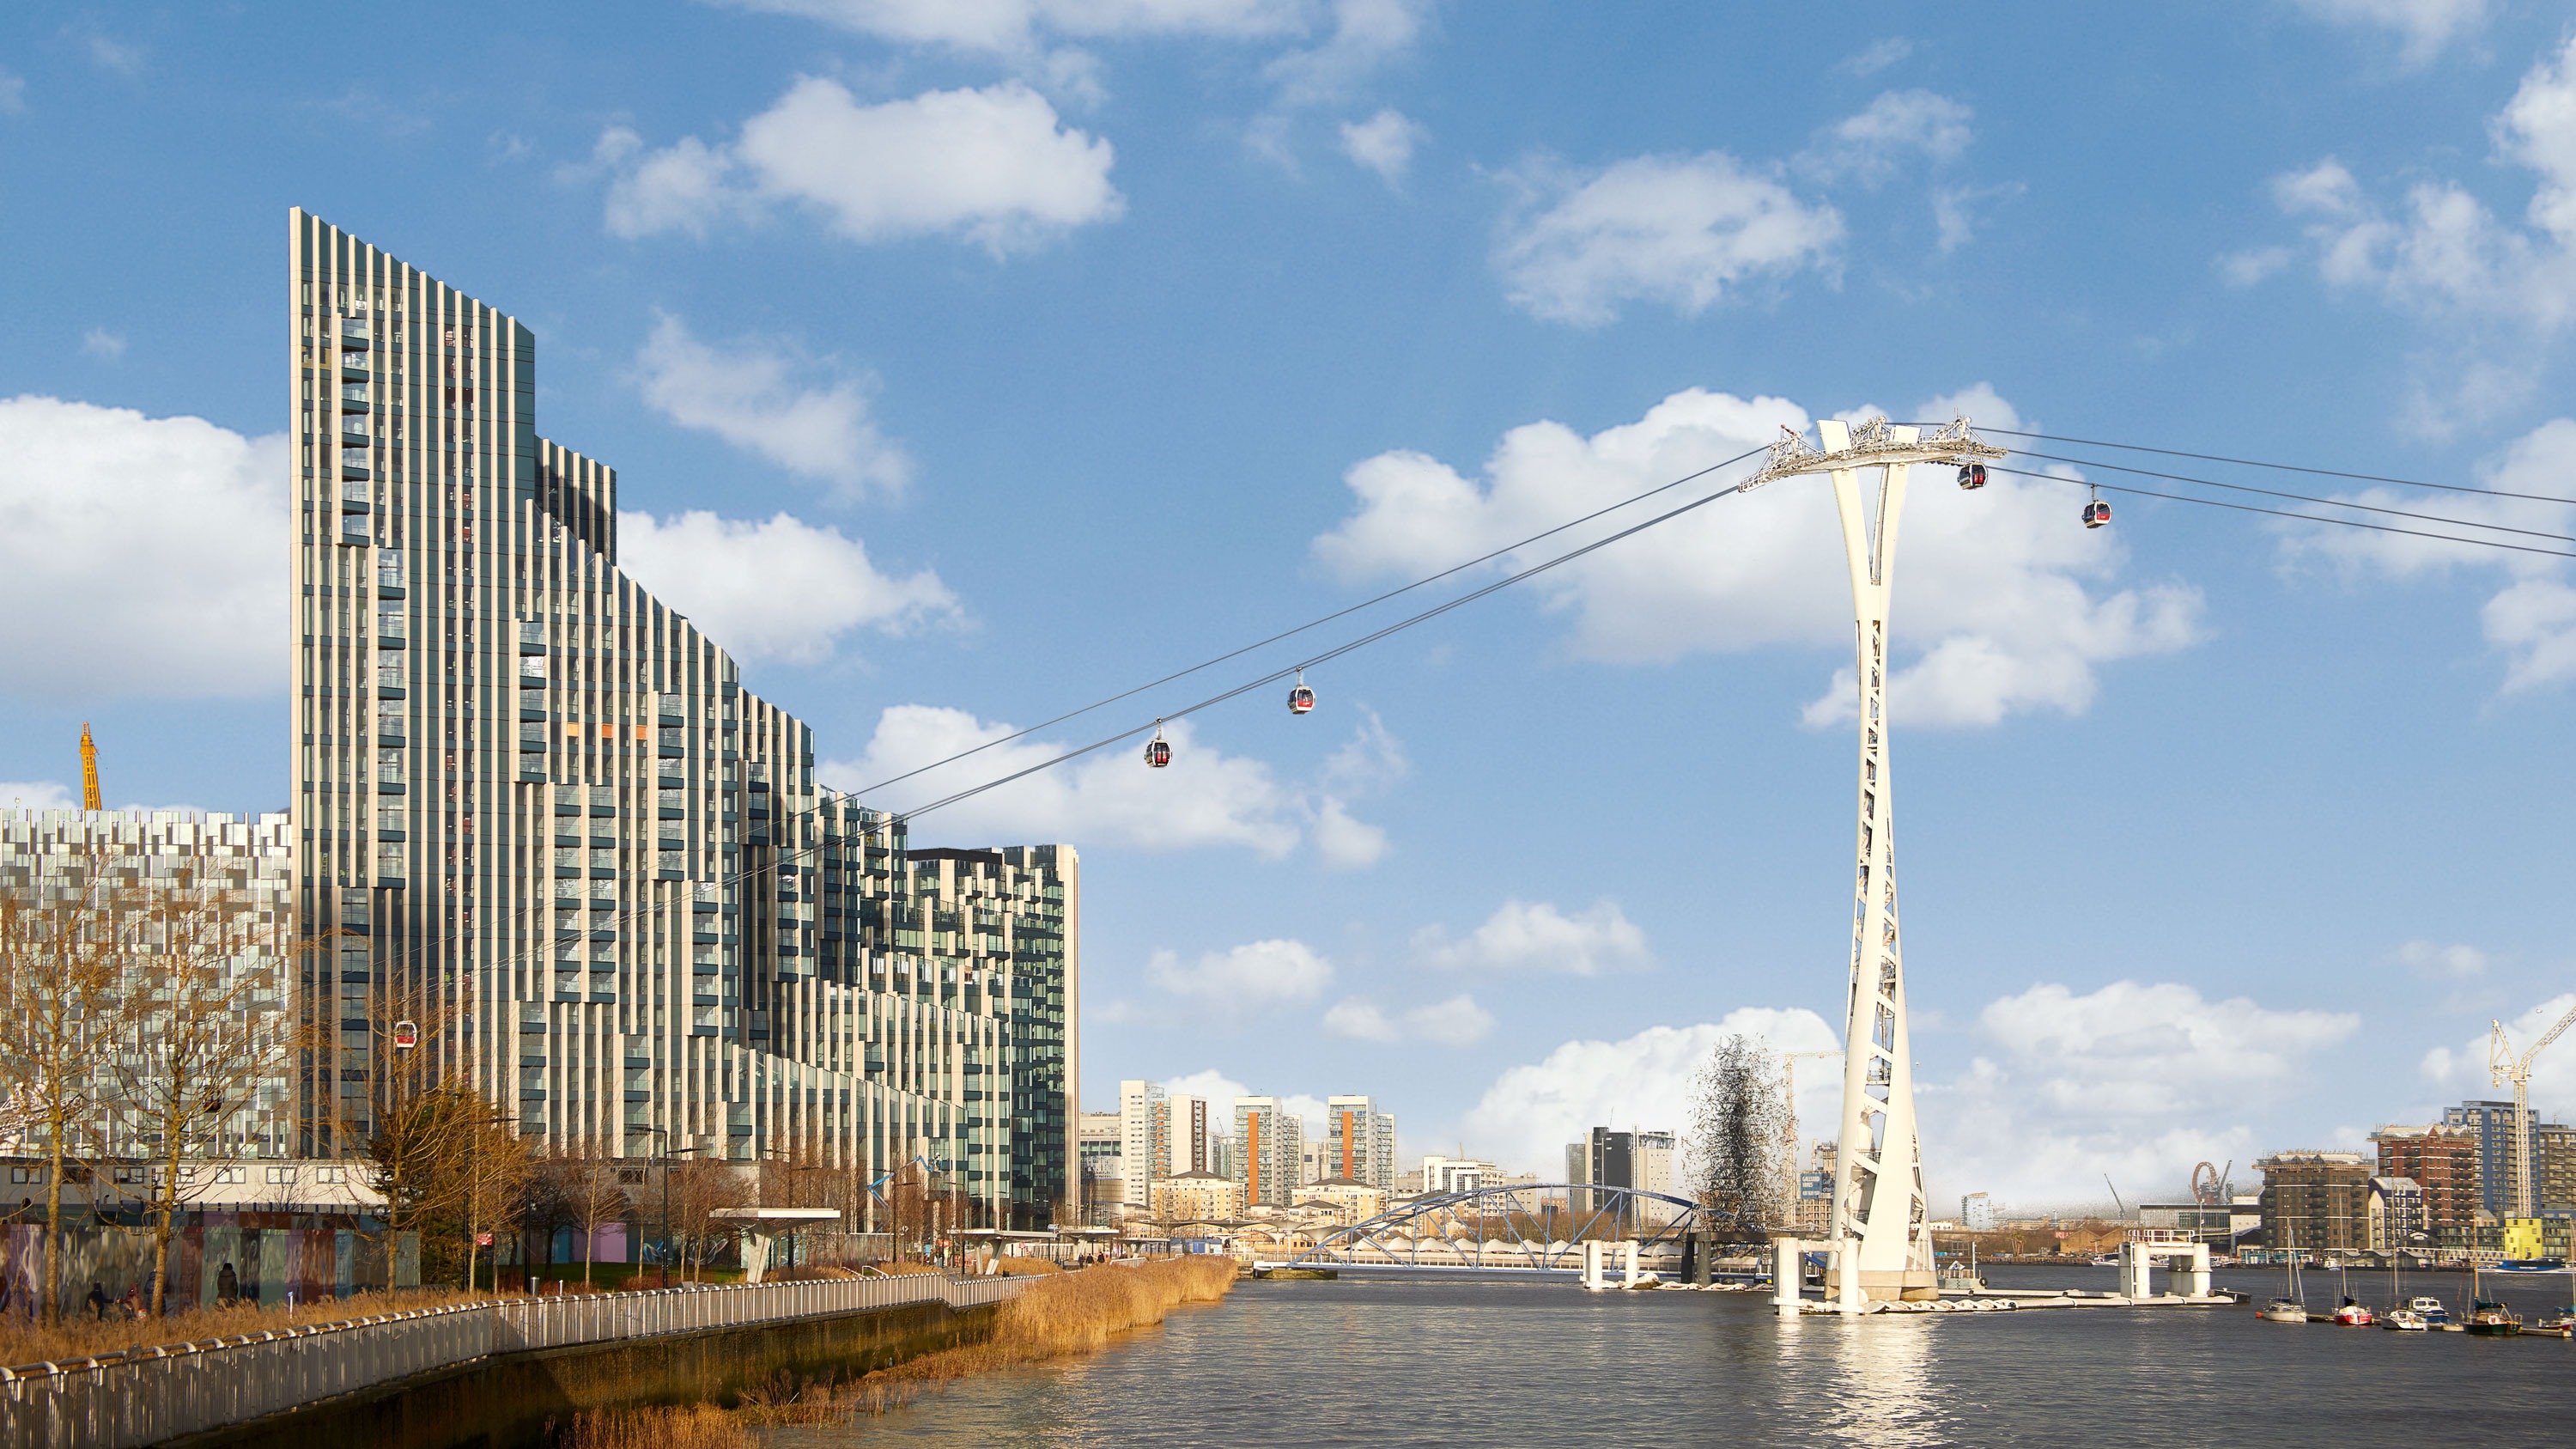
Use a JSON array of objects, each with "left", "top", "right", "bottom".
[{"left": 639, "top": 1125, "right": 702, "bottom": 1288}]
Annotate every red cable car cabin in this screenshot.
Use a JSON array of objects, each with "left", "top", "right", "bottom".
[
  {"left": 1288, "top": 684, "right": 1315, "bottom": 715},
  {"left": 2082, "top": 498, "right": 2111, "bottom": 528},
  {"left": 1958, "top": 463, "right": 1986, "bottom": 490},
  {"left": 1143, "top": 734, "right": 1171, "bottom": 768}
]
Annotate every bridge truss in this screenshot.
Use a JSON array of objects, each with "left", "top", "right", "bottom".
[{"left": 1288, "top": 1183, "right": 1703, "bottom": 1272}]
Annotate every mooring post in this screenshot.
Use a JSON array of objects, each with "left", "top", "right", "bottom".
[{"left": 1773, "top": 1238, "right": 1803, "bottom": 1317}]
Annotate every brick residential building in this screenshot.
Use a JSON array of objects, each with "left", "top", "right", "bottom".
[
  {"left": 2256, "top": 1150, "right": 2372, "bottom": 1252},
  {"left": 2372, "top": 1123, "right": 2482, "bottom": 1239}
]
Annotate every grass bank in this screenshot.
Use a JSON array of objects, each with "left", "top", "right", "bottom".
[
  {"left": 542, "top": 1257, "right": 1235, "bottom": 1440},
  {"left": 0, "top": 1287, "right": 493, "bottom": 1367}
]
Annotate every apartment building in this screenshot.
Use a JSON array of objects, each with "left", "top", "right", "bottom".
[
  {"left": 1324, "top": 1095, "right": 1398, "bottom": 1192},
  {"left": 287, "top": 212, "right": 1071, "bottom": 1225}
]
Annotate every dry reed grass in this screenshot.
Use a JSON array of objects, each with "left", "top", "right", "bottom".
[
  {"left": 0, "top": 1286, "right": 497, "bottom": 1368},
  {"left": 546, "top": 1403, "right": 750, "bottom": 1449},
  {"left": 736, "top": 1256, "right": 1236, "bottom": 1425},
  {"left": 991, "top": 1255, "right": 1062, "bottom": 1275}
]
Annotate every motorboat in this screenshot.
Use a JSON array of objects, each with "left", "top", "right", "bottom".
[
  {"left": 2258, "top": 1297, "right": 2307, "bottom": 1324},
  {"left": 2465, "top": 1299, "right": 2523, "bottom": 1336},
  {"left": 2406, "top": 1295, "right": 2452, "bottom": 1327},
  {"left": 2492, "top": 1258, "right": 2568, "bottom": 1273},
  {"left": 2530, "top": 1312, "right": 2576, "bottom": 1339},
  {"left": 2330, "top": 1296, "right": 2374, "bottom": 1326},
  {"left": 2087, "top": 1253, "right": 2121, "bottom": 1267},
  {"left": 2381, "top": 1308, "right": 2429, "bottom": 1331}
]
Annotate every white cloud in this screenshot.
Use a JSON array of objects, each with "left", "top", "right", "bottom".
[
  {"left": 2219, "top": 245, "right": 2294, "bottom": 287},
  {"left": 824, "top": 707, "right": 1331, "bottom": 855},
  {"left": 2289, "top": 0, "right": 2489, "bottom": 63},
  {"left": 1309, "top": 796, "right": 1388, "bottom": 868},
  {"left": 0, "top": 66, "right": 24, "bottom": 113},
  {"left": 2263, "top": 38, "right": 2576, "bottom": 340},
  {"left": 2276, "top": 417, "right": 2576, "bottom": 692},
  {"left": 1267, "top": 0, "right": 1431, "bottom": 106},
  {"left": 617, "top": 510, "right": 957, "bottom": 666},
  {"left": 1158, "top": 1070, "right": 1332, "bottom": 1136},
  {"left": 1339, "top": 107, "right": 1425, "bottom": 186},
  {"left": 1314, "top": 384, "right": 2202, "bottom": 728},
  {"left": 1935, "top": 980, "right": 2360, "bottom": 1207},
  {"left": 1416, "top": 898, "right": 1649, "bottom": 977},
  {"left": 2395, "top": 939, "right": 2490, "bottom": 977},
  {"left": 0, "top": 782, "right": 76, "bottom": 812},
  {"left": 1148, "top": 938, "right": 1334, "bottom": 1013},
  {"left": 0, "top": 397, "right": 283, "bottom": 700},
  {"left": 78, "top": 328, "right": 124, "bottom": 361},
  {"left": 1322, "top": 992, "right": 1493, "bottom": 1045},
  {"left": 2422, "top": 995, "right": 2576, "bottom": 1119},
  {"left": 604, "top": 77, "right": 1121, "bottom": 255},
  {"left": 1806, "top": 89, "right": 1971, "bottom": 183},
  {"left": 1838, "top": 38, "right": 1912, "bottom": 76},
  {"left": 633, "top": 314, "right": 912, "bottom": 499},
  {"left": 1496, "top": 153, "right": 1842, "bottom": 326},
  {"left": 714, "top": 0, "right": 1307, "bottom": 54},
  {"left": 1460, "top": 1009, "right": 1840, "bottom": 1177}
]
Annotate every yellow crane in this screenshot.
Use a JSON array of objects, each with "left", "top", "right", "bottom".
[
  {"left": 78, "top": 722, "right": 100, "bottom": 812},
  {"left": 2488, "top": 1001, "right": 2576, "bottom": 1218}
]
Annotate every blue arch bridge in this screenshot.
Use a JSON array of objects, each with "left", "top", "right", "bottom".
[{"left": 1286, "top": 1183, "right": 1722, "bottom": 1275}]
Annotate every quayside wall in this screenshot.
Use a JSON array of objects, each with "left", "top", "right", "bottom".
[{"left": 0, "top": 1273, "right": 1024, "bottom": 1449}]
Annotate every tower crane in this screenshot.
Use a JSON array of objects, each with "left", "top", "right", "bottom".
[
  {"left": 1778, "top": 1050, "right": 1841, "bottom": 1220},
  {"left": 77, "top": 723, "right": 100, "bottom": 812},
  {"left": 2488, "top": 1001, "right": 2576, "bottom": 1219}
]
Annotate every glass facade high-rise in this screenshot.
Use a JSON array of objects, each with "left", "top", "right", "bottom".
[{"left": 288, "top": 211, "right": 1073, "bottom": 1227}]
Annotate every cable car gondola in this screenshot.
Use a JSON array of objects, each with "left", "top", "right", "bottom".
[
  {"left": 1143, "top": 721, "right": 1172, "bottom": 769},
  {"left": 2082, "top": 486, "right": 2111, "bottom": 529},
  {"left": 1287, "top": 670, "right": 1315, "bottom": 715},
  {"left": 392, "top": 1019, "right": 419, "bottom": 1052},
  {"left": 1958, "top": 462, "right": 1986, "bottom": 490}
]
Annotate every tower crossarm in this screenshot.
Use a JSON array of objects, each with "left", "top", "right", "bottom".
[{"left": 1741, "top": 417, "right": 2007, "bottom": 494}]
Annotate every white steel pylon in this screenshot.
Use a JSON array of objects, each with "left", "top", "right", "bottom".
[{"left": 1747, "top": 416, "right": 2004, "bottom": 1306}]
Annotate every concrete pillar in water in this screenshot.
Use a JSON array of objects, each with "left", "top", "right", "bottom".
[
  {"left": 2117, "top": 1241, "right": 2150, "bottom": 1300},
  {"left": 1774, "top": 1239, "right": 1804, "bottom": 1317},
  {"left": 1582, "top": 1240, "right": 1602, "bottom": 1291},
  {"left": 1621, "top": 1240, "right": 1639, "bottom": 1288},
  {"left": 2186, "top": 1244, "right": 2212, "bottom": 1299}
]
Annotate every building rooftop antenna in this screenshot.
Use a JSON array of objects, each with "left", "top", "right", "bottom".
[{"left": 78, "top": 722, "right": 100, "bottom": 812}]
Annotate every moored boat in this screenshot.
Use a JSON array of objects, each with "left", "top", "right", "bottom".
[
  {"left": 2258, "top": 1297, "right": 2306, "bottom": 1324},
  {"left": 2406, "top": 1295, "right": 2452, "bottom": 1327},
  {"left": 2381, "top": 1308, "right": 2428, "bottom": 1331},
  {"left": 2331, "top": 1296, "right": 2374, "bottom": 1326},
  {"left": 2465, "top": 1299, "right": 2522, "bottom": 1336},
  {"left": 2530, "top": 1312, "right": 2576, "bottom": 1339}
]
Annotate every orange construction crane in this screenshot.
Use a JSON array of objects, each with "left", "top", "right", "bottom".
[{"left": 78, "top": 722, "right": 100, "bottom": 811}]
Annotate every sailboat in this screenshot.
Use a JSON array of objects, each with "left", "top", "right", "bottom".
[
  {"left": 2259, "top": 1251, "right": 2306, "bottom": 1324},
  {"left": 2382, "top": 1249, "right": 2429, "bottom": 1330},
  {"left": 2464, "top": 1258, "right": 2521, "bottom": 1336}
]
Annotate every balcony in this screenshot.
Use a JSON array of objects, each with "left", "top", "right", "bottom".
[
  {"left": 518, "top": 661, "right": 547, "bottom": 690},
  {"left": 338, "top": 461, "right": 371, "bottom": 483}
]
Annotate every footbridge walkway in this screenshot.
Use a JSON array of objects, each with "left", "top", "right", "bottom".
[{"left": 0, "top": 1271, "right": 1024, "bottom": 1449}]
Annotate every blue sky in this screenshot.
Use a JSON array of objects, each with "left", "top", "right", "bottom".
[{"left": 6, "top": 0, "right": 2576, "bottom": 1207}]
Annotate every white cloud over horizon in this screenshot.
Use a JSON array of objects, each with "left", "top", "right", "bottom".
[
  {"left": 1322, "top": 992, "right": 1494, "bottom": 1045},
  {"left": 1338, "top": 107, "right": 1425, "bottom": 186},
  {"left": 617, "top": 509, "right": 958, "bottom": 666},
  {"left": 2421, "top": 994, "right": 2576, "bottom": 1121},
  {"left": 0, "top": 397, "right": 283, "bottom": 701},
  {"left": 602, "top": 77, "right": 1121, "bottom": 254},
  {"left": 1147, "top": 938, "right": 1335, "bottom": 1017},
  {"left": 1494, "top": 152, "right": 1843, "bottom": 326},
  {"left": 1414, "top": 898, "right": 1649, "bottom": 976},
  {"left": 2288, "top": 0, "right": 2490, "bottom": 64},
  {"left": 1312, "top": 384, "right": 2202, "bottom": 728},
  {"left": 634, "top": 314, "right": 913, "bottom": 499}
]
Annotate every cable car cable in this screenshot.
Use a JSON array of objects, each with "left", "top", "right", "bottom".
[
  {"left": 1992, "top": 465, "right": 2576, "bottom": 562},
  {"left": 892, "top": 472, "right": 1762, "bottom": 824},
  {"left": 848, "top": 444, "right": 1769, "bottom": 798},
  {"left": 2002, "top": 447, "right": 2576, "bottom": 545},
  {"left": 1957, "top": 427, "right": 2576, "bottom": 508}
]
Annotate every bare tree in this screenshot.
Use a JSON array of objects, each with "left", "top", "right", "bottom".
[
  {"left": 538, "top": 1134, "right": 629, "bottom": 1278},
  {"left": 459, "top": 1106, "right": 530, "bottom": 1292},
  {"left": 0, "top": 861, "right": 140, "bottom": 1324},
  {"left": 366, "top": 1083, "right": 483, "bottom": 1289},
  {"left": 1688, "top": 1034, "right": 1788, "bottom": 1242},
  {"left": 668, "top": 1156, "right": 750, "bottom": 1281},
  {"left": 107, "top": 887, "right": 288, "bottom": 1316}
]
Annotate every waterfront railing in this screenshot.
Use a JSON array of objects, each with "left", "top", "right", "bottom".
[{"left": 0, "top": 1271, "right": 1024, "bottom": 1449}]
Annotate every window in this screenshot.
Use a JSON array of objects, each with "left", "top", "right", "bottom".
[
  {"left": 316, "top": 1166, "right": 346, "bottom": 1184},
  {"left": 266, "top": 1166, "right": 295, "bottom": 1184}
]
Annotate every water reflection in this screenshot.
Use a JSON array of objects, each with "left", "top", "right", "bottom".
[{"left": 758, "top": 1270, "right": 2576, "bottom": 1449}]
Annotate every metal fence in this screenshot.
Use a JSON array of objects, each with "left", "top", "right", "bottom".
[{"left": 0, "top": 1271, "right": 1024, "bottom": 1449}]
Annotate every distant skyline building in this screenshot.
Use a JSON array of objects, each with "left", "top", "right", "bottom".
[
  {"left": 1420, "top": 1155, "right": 1496, "bottom": 1196},
  {"left": 2256, "top": 1150, "right": 2371, "bottom": 1252},
  {"left": 1325, "top": 1094, "right": 1397, "bottom": 1192},
  {"left": 1234, "top": 1096, "right": 1305, "bottom": 1209},
  {"left": 2372, "top": 1123, "right": 2482, "bottom": 1239},
  {"left": 1960, "top": 1191, "right": 1998, "bottom": 1233},
  {"left": 285, "top": 211, "right": 1072, "bottom": 1224},
  {"left": 1569, "top": 1128, "right": 1678, "bottom": 1227}
]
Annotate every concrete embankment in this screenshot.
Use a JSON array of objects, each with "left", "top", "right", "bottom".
[{"left": 166, "top": 1295, "right": 1000, "bottom": 1449}]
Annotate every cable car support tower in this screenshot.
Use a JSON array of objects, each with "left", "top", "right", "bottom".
[{"left": 1747, "top": 417, "right": 2005, "bottom": 1306}]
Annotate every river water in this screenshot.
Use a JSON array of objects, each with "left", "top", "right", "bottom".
[{"left": 758, "top": 1265, "right": 2576, "bottom": 1447}]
